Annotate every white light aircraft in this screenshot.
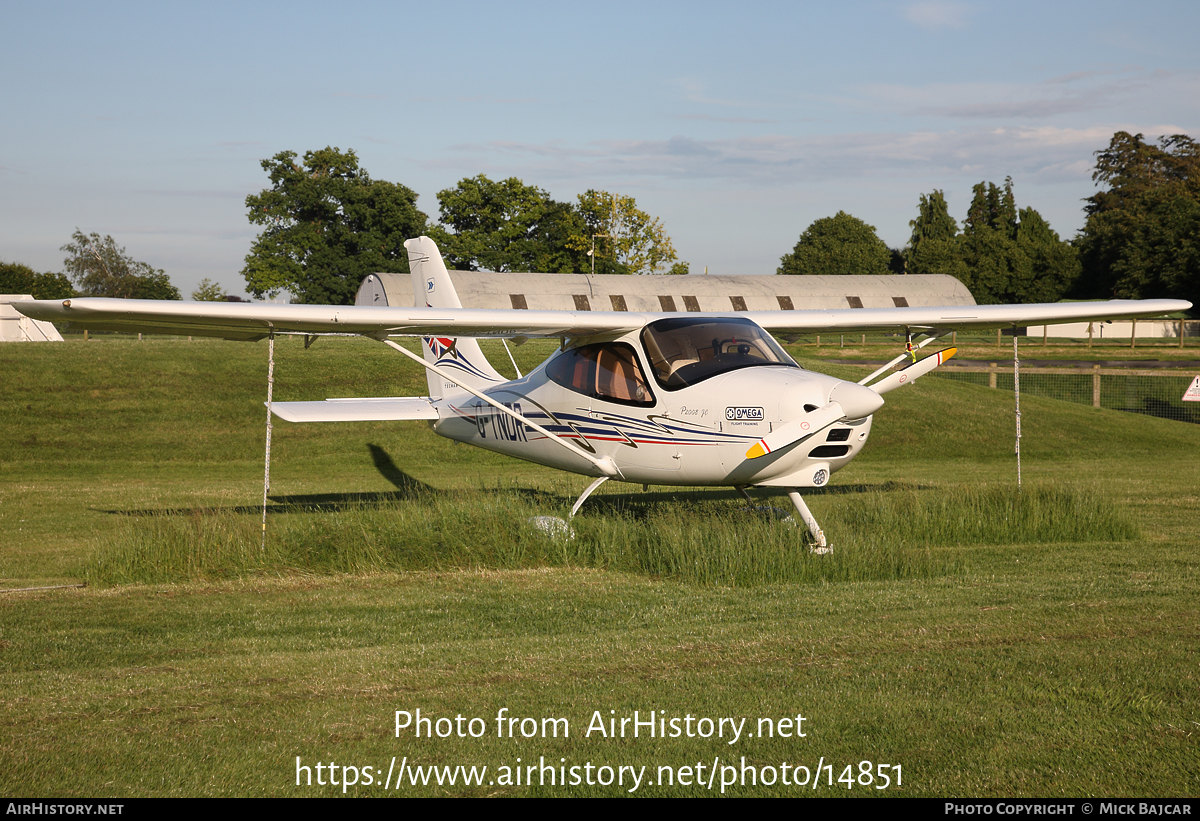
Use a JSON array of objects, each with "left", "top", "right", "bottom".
[{"left": 17, "top": 237, "right": 1191, "bottom": 549}]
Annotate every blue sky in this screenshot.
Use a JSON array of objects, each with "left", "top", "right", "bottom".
[{"left": 3, "top": 0, "right": 1197, "bottom": 297}]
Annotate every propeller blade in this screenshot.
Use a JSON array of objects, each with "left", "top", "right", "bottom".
[
  {"left": 867, "top": 347, "right": 957, "bottom": 395},
  {"left": 745, "top": 401, "right": 845, "bottom": 460}
]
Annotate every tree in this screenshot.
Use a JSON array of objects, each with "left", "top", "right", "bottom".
[
  {"left": 191, "top": 279, "right": 225, "bottom": 301},
  {"left": 903, "top": 182, "right": 1077, "bottom": 304},
  {"left": 778, "top": 211, "right": 891, "bottom": 276},
  {"left": 908, "top": 190, "right": 957, "bottom": 247},
  {"left": 1013, "top": 207, "right": 1081, "bottom": 304},
  {"left": 242, "top": 147, "right": 428, "bottom": 304},
  {"left": 1076, "top": 132, "right": 1200, "bottom": 306},
  {"left": 0, "top": 261, "right": 74, "bottom": 299},
  {"left": 571, "top": 190, "right": 678, "bottom": 275},
  {"left": 1086, "top": 132, "right": 1200, "bottom": 216},
  {"left": 431, "top": 179, "right": 680, "bottom": 275},
  {"left": 61, "top": 231, "right": 180, "bottom": 300},
  {"left": 905, "top": 190, "right": 968, "bottom": 279},
  {"left": 430, "top": 175, "right": 591, "bottom": 273},
  {"left": 958, "top": 180, "right": 1021, "bottom": 303}
]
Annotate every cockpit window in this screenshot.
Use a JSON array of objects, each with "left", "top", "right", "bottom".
[
  {"left": 640, "top": 317, "right": 800, "bottom": 390},
  {"left": 545, "top": 342, "right": 655, "bottom": 406}
]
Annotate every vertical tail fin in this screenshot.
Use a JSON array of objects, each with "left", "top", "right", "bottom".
[{"left": 404, "top": 236, "right": 506, "bottom": 399}]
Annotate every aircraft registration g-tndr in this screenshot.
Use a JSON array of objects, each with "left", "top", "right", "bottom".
[{"left": 16, "top": 236, "right": 1191, "bottom": 549}]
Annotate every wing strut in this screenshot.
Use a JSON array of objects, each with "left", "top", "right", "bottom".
[{"left": 381, "top": 339, "right": 621, "bottom": 479}]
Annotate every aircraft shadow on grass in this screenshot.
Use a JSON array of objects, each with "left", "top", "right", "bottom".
[
  {"left": 101, "top": 444, "right": 434, "bottom": 516},
  {"left": 99, "top": 444, "right": 931, "bottom": 519},
  {"left": 581, "top": 480, "right": 933, "bottom": 521}
]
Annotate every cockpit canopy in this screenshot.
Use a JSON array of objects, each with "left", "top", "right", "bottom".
[
  {"left": 640, "top": 316, "right": 801, "bottom": 390},
  {"left": 545, "top": 341, "right": 655, "bottom": 407}
]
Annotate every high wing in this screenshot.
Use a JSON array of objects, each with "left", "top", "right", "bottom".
[
  {"left": 16, "top": 296, "right": 1189, "bottom": 341},
  {"left": 14, "top": 298, "right": 651, "bottom": 341},
  {"left": 747, "top": 300, "right": 1191, "bottom": 335}
]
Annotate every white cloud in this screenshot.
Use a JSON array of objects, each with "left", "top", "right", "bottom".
[
  {"left": 903, "top": 1, "right": 974, "bottom": 30},
  {"left": 860, "top": 68, "right": 1197, "bottom": 121},
  {"left": 676, "top": 114, "right": 782, "bottom": 125},
  {"left": 668, "top": 77, "right": 765, "bottom": 109},
  {"left": 430, "top": 124, "right": 1188, "bottom": 189}
]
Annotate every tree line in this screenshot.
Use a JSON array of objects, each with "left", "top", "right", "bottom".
[
  {"left": 778, "top": 132, "right": 1198, "bottom": 308},
  {"left": 241, "top": 148, "right": 685, "bottom": 304},
  {"left": 779, "top": 180, "right": 1081, "bottom": 304},
  {"left": 3, "top": 231, "right": 186, "bottom": 302},
  {"left": 903, "top": 178, "right": 1080, "bottom": 304},
  {"left": 3, "top": 132, "right": 1194, "bottom": 309},
  {"left": 1075, "top": 132, "right": 1199, "bottom": 309},
  {"left": 4, "top": 149, "right": 684, "bottom": 305}
]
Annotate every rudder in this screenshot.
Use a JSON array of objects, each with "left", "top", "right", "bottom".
[{"left": 404, "top": 236, "right": 506, "bottom": 399}]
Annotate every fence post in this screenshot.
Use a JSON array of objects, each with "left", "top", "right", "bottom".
[
  {"left": 1130, "top": 318, "right": 1137, "bottom": 349},
  {"left": 1088, "top": 322, "right": 1094, "bottom": 348},
  {"left": 1181, "top": 319, "right": 1186, "bottom": 349},
  {"left": 989, "top": 362, "right": 997, "bottom": 389},
  {"left": 1092, "top": 365, "right": 1101, "bottom": 408}
]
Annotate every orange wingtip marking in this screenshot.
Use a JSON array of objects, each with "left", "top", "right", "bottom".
[{"left": 939, "top": 347, "right": 958, "bottom": 363}]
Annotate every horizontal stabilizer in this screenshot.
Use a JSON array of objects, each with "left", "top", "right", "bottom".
[{"left": 270, "top": 397, "right": 439, "bottom": 423}]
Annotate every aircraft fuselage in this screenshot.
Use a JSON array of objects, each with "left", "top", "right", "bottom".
[{"left": 431, "top": 322, "right": 873, "bottom": 489}]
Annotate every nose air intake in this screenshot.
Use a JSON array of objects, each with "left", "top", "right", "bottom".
[
  {"left": 744, "top": 346, "right": 958, "bottom": 461},
  {"left": 745, "top": 379, "right": 885, "bottom": 461}
]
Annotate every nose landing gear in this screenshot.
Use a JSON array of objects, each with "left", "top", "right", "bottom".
[
  {"left": 787, "top": 490, "right": 830, "bottom": 554},
  {"left": 736, "top": 485, "right": 831, "bottom": 554}
]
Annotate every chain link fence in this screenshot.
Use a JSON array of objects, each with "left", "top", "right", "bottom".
[{"left": 933, "top": 365, "right": 1200, "bottom": 424}]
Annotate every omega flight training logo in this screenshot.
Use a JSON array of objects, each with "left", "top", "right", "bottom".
[{"left": 725, "top": 406, "right": 765, "bottom": 421}]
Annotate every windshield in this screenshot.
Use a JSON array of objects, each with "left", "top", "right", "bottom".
[{"left": 640, "top": 317, "right": 800, "bottom": 390}]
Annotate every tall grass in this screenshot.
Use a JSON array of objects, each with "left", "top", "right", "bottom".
[
  {"left": 829, "top": 483, "right": 1140, "bottom": 546},
  {"left": 85, "top": 483, "right": 1137, "bottom": 588}
]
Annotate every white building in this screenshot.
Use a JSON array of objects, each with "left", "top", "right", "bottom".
[{"left": 0, "top": 295, "right": 63, "bottom": 342}]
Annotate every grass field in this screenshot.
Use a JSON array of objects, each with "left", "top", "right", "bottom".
[{"left": 2, "top": 336, "right": 1198, "bottom": 796}]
